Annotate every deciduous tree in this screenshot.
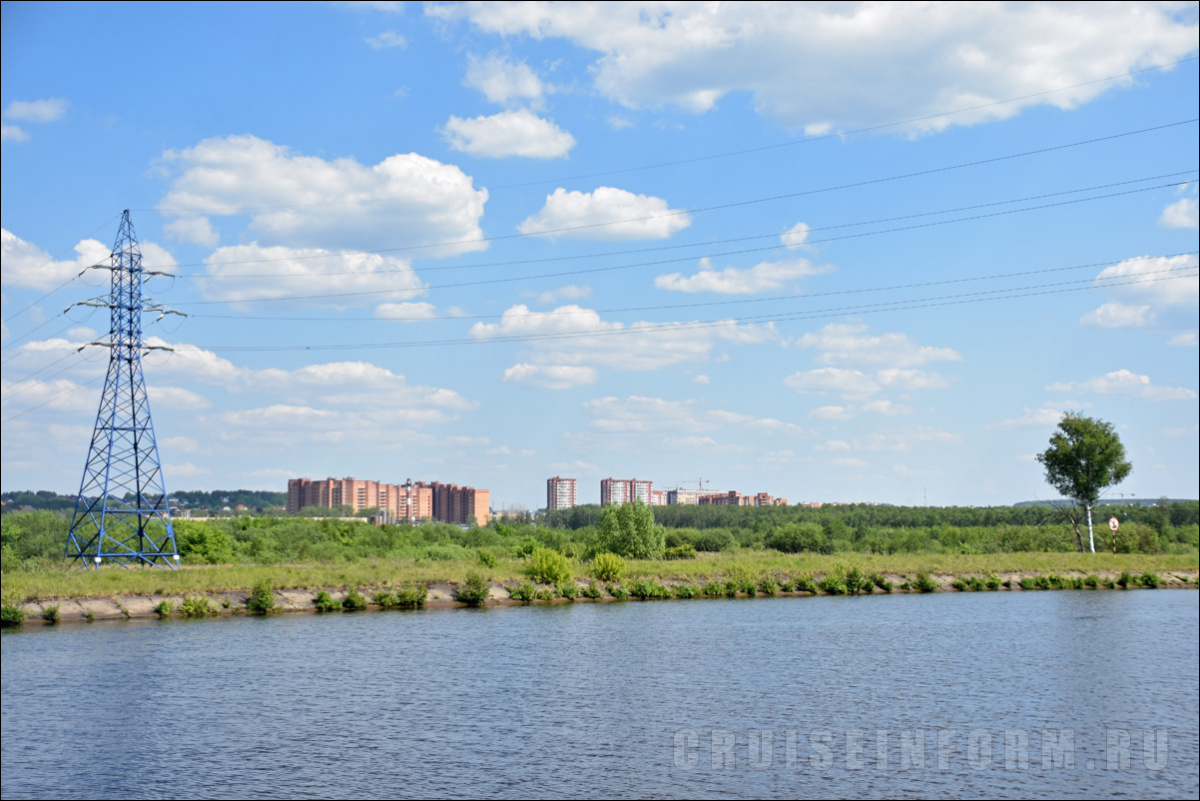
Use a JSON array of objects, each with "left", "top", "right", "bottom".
[{"left": 1036, "top": 412, "right": 1132, "bottom": 553}]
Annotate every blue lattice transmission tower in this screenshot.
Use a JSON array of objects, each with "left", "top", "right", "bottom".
[{"left": 65, "top": 210, "right": 184, "bottom": 569}]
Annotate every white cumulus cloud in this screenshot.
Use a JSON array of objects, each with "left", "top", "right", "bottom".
[
  {"left": 519, "top": 186, "right": 690, "bottom": 240},
  {"left": 471, "top": 303, "right": 779, "bottom": 379},
  {"left": 1, "top": 124, "right": 29, "bottom": 142},
  {"left": 2, "top": 229, "right": 175, "bottom": 290},
  {"left": 157, "top": 134, "right": 488, "bottom": 255},
  {"left": 4, "top": 98, "right": 69, "bottom": 122},
  {"left": 1159, "top": 197, "right": 1198, "bottom": 229},
  {"left": 465, "top": 54, "right": 544, "bottom": 104},
  {"left": 503, "top": 363, "right": 597, "bottom": 390},
  {"left": 1048, "top": 369, "right": 1197, "bottom": 401},
  {"left": 441, "top": 108, "right": 574, "bottom": 158},
  {"left": 1094, "top": 254, "right": 1199, "bottom": 308},
  {"left": 374, "top": 301, "right": 439, "bottom": 321},
  {"left": 199, "top": 244, "right": 424, "bottom": 307},
  {"left": 797, "top": 322, "right": 961, "bottom": 367},
  {"left": 1081, "top": 302, "right": 1154, "bottom": 328},
  {"left": 656, "top": 256, "right": 829, "bottom": 294},
  {"left": 428, "top": 3, "right": 1198, "bottom": 133},
  {"left": 366, "top": 31, "right": 407, "bottom": 49}
]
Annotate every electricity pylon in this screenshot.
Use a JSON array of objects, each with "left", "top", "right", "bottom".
[{"left": 64, "top": 210, "right": 184, "bottom": 569}]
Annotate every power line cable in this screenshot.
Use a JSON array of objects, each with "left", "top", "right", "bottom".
[
  {"left": 171, "top": 180, "right": 1194, "bottom": 307},
  {"left": 175, "top": 169, "right": 1197, "bottom": 280},
  {"left": 0, "top": 212, "right": 123, "bottom": 325},
  {"left": 187, "top": 252, "right": 1199, "bottom": 324},
  {"left": 163, "top": 118, "right": 1199, "bottom": 271},
  {"left": 146, "top": 56, "right": 1200, "bottom": 215},
  {"left": 191, "top": 266, "right": 1198, "bottom": 353}
]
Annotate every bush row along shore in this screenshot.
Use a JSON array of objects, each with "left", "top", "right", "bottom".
[{"left": 4, "top": 561, "right": 1196, "bottom": 627}]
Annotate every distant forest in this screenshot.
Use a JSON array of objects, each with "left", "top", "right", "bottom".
[{"left": 1, "top": 489, "right": 287, "bottom": 514}]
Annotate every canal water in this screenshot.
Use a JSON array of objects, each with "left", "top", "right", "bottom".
[{"left": 2, "top": 590, "right": 1196, "bottom": 798}]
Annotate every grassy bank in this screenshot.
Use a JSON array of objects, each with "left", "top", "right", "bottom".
[{"left": 3, "top": 550, "right": 1195, "bottom": 602}]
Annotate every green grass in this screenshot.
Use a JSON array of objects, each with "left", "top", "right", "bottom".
[{"left": 0, "top": 551, "right": 1194, "bottom": 603}]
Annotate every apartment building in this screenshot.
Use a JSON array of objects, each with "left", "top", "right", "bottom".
[
  {"left": 600, "top": 477, "right": 652, "bottom": 506},
  {"left": 287, "top": 477, "right": 483, "bottom": 525},
  {"left": 546, "top": 476, "right": 577, "bottom": 511}
]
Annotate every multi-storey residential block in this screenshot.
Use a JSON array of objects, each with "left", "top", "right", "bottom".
[
  {"left": 287, "top": 477, "right": 481, "bottom": 524},
  {"left": 431, "top": 481, "right": 490, "bottom": 527},
  {"left": 600, "top": 477, "right": 652, "bottom": 506},
  {"left": 546, "top": 477, "right": 577, "bottom": 511}
]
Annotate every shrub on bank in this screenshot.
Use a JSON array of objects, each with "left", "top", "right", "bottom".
[
  {"left": 456, "top": 572, "right": 492, "bottom": 606},
  {"left": 591, "top": 552, "right": 626, "bottom": 583},
  {"left": 179, "top": 594, "right": 217, "bottom": 617},
  {"left": 1, "top": 594, "right": 25, "bottom": 627},
  {"left": 342, "top": 588, "right": 368, "bottom": 611},
  {"left": 313, "top": 590, "right": 339, "bottom": 613},
  {"left": 246, "top": 580, "right": 277, "bottom": 614},
  {"left": 527, "top": 547, "right": 572, "bottom": 585}
]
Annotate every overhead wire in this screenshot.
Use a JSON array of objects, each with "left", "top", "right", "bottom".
[
  {"left": 169, "top": 178, "right": 1196, "bottom": 307},
  {"left": 192, "top": 264, "right": 1199, "bottom": 353},
  {"left": 145, "top": 56, "right": 1200, "bottom": 216},
  {"left": 186, "top": 252, "right": 1199, "bottom": 325},
  {"left": 163, "top": 119, "right": 1200, "bottom": 272}
]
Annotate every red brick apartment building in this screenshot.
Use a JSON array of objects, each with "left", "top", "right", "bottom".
[{"left": 287, "top": 477, "right": 488, "bottom": 526}]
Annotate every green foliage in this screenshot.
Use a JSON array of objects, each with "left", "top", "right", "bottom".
[
  {"left": 985, "top": 574, "right": 1002, "bottom": 590},
  {"left": 176, "top": 521, "right": 237, "bottom": 564},
  {"left": 595, "top": 501, "right": 665, "bottom": 560},
  {"left": 508, "top": 581, "right": 536, "bottom": 603},
  {"left": 663, "top": 544, "right": 697, "bottom": 560},
  {"left": 456, "top": 572, "right": 492, "bottom": 606},
  {"left": 557, "top": 583, "right": 579, "bottom": 600},
  {"left": 628, "top": 580, "right": 672, "bottom": 600},
  {"left": 372, "top": 585, "right": 427, "bottom": 608},
  {"left": 313, "top": 590, "right": 339, "bottom": 613},
  {"left": 672, "top": 584, "right": 699, "bottom": 599},
  {"left": 818, "top": 573, "right": 846, "bottom": 595},
  {"left": 757, "top": 576, "right": 778, "bottom": 595},
  {"left": 155, "top": 600, "right": 174, "bottom": 618},
  {"left": 844, "top": 566, "right": 868, "bottom": 595},
  {"left": 476, "top": 549, "right": 499, "bottom": 568},
  {"left": 527, "top": 547, "right": 573, "bottom": 585},
  {"left": 581, "top": 580, "right": 603, "bottom": 599},
  {"left": 342, "top": 588, "right": 368, "bottom": 610},
  {"left": 179, "top": 595, "right": 217, "bottom": 617},
  {"left": 42, "top": 604, "right": 60, "bottom": 624},
  {"left": 701, "top": 580, "right": 725, "bottom": 597},
  {"left": 794, "top": 575, "right": 818, "bottom": 594},
  {"left": 870, "top": 573, "right": 894, "bottom": 593},
  {"left": 1117, "top": 571, "right": 1133, "bottom": 588},
  {"left": 2, "top": 595, "right": 25, "bottom": 627},
  {"left": 1140, "top": 571, "right": 1160, "bottom": 588},
  {"left": 534, "top": 587, "right": 555, "bottom": 601},
  {"left": 1037, "top": 413, "right": 1132, "bottom": 509},
  {"left": 591, "top": 552, "right": 626, "bottom": 582},
  {"left": 607, "top": 583, "right": 630, "bottom": 600},
  {"left": 766, "top": 522, "right": 832, "bottom": 554},
  {"left": 779, "top": 577, "right": 796, "bottom": 592},
  {"left": 246, "top": 580, "right": 277, "bottom": 614},
  {"left": 951, "top": 579, "right": 969, "bottom": 592},
  {"left": 913, "top": 572, "right": 938, "bottom": 593},
  {"left": 514, "top": 536, "right": 540, "bottom": 559},
  {"left": 1083, "top": 574, "right": 1099, "bottom": 588}
]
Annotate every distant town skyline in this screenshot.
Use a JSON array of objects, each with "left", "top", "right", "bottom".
[{"left": 2, "top": 3, "right": 1197, "bottom": 511}]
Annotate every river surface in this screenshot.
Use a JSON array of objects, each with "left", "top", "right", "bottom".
[{"left": 2, "top": 590, "right": 1197, "bottom": 799}]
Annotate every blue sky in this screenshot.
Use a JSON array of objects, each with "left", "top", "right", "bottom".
[{"left": 2, "top": 1, "right": 1197, "bottom": 509}]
